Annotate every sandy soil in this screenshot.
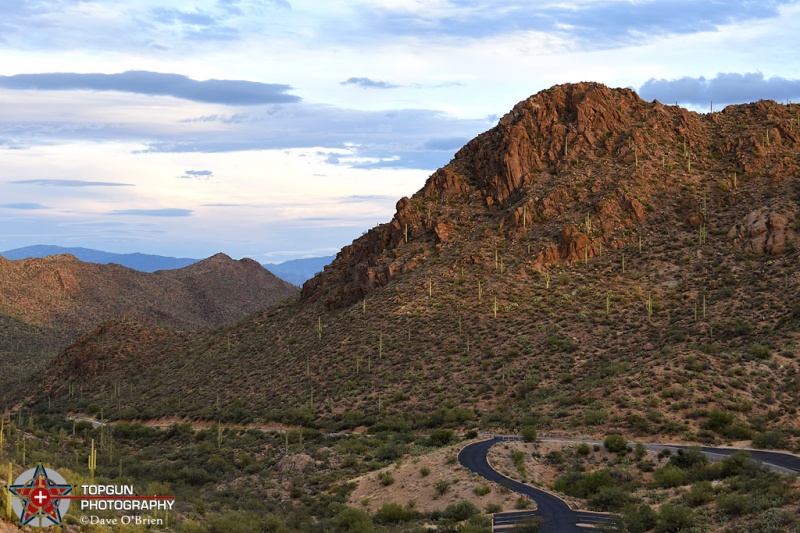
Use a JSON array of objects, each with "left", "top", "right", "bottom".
[{"left": 348, "top": 439, "right": 521, "bottom": 515}]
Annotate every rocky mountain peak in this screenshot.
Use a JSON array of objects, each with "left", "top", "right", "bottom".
[{"left": 302, "top": 82, "right": 800, "bottom": 309}]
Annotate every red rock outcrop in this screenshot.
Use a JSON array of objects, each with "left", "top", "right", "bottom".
[
  {"left": 727, "top": 208, "right": 800, "bottom": 254},
  {"left": 301, "top": 82, "right": 800, "bottom": 309}
]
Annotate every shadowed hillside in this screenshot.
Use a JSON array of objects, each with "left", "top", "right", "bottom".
[
  {"left": 26, "top": 83, "right": 800, "bottom": 450},
  {"left": 0, "top": 253, "right": 297, "bottom": 394}
]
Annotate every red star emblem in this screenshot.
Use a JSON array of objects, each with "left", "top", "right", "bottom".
[{"left": 9, "top": 464, "right": 73, "bottom": 526}]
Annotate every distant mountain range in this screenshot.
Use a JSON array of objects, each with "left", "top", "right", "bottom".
[
  {"left": 261, "top": 256, "right": 334, "bottom": 286},
  {"left": 0, "top": 251, "right": 298, "bottom": 395},
  {"left": 0, "top": 245, "right": 334, "bottom": 286}
]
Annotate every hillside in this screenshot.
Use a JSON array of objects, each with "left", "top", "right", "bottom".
[
  {"left": 0, "top": 253, "right": 297, "bottom": 394},
  {"left": 30, "top": 83, "right": 800, "bottom": 450}
]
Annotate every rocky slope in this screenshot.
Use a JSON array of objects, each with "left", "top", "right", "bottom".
[
  {"left": 0, "top": 253, "right": 297, "bottom": 393},
  {"left": 303, "top": 82, "right": 799, "bottom": 308},
  {"left": 23, "top": 82, "right": 800, "bottom": 450}
]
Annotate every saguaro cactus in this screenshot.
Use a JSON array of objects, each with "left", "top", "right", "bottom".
[{"left": 88, "top": 439, "right": 97, "bottom": 483}]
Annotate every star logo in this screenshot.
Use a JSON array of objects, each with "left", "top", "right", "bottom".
[{"left": 9, "top": 464, "right": 73, "bottom": 527}]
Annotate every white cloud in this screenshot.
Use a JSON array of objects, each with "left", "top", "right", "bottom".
[{"left": 0, "top": 0, "right": 798, "bottom": 259}]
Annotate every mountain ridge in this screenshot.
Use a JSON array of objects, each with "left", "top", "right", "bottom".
[
  {"left": 0, "top": 252, "right": 298, "bottom": 394},
  {"left": 19, "top": 82, "right": 800, "bottom": 452},
  {"left": 0, "top": 244, "right": 335, "bottom": 285}
]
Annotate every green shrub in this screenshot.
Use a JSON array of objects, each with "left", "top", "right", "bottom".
[
  {"left": 473, "top": 485, "right": 491, "bottom": 496},
  {"left": 331, "top": 508, "right": 376, "bottom": 532},
  {"left": 720, "top": 450, "right": 755, "bottom": 478},
  {"left": 575, "top": 443, "right": 592, "bottom": 457},
  {"left": 484, "top": 503, "right": 502, "bottom": 514},
  {"left": 511, "top": 449, "right": 526, "bottom": 477},
  {"left": 510, "top": 516, "right": 545, "bottom": 532},
  {"left": 655, "top": 505, "right": 697, "bottom": 533},
  {"left": 682, "top": 481, "right": 714, "bottom": 506},
  {"left": 716, "top": 492, "right": 751, "bottom": 516},
  {"left": 604, "top": 434, "right": 628, "bottom": 453},
  {"left": 209, "top": 510, "right": 263, "bottom": 533},
  {"left": 653, "top": 465, "right": 688, "bottom": 488},
  {"left": 375, "top": 502, "right": 416, "bottom": 523},
  {"left": 584, "top": 409, "right": 608, "bottom": 426},
  {"left": 377, "top": 471, "right": 395, "bottom": 486},
  {"left": 622, "top": 504, "right": 658, "bottom": 533},
  {"left": 752, "top": 430, "right": 789, "bottom": 449},
  {"left": 520, "top": 425, "right": 538, "bottom": 442},
  {"left": 554, "top": 469, "right": 615, "bottom": 498},
  {"left": 419, "top": 466, "right": 431, "bottom": 477},
  {"left": 747, "top": 508, "right": 795, "bottom": 532},
  {"left": 427, "top": 428, "right": 457, "bottom": 447},
  {"left": 442, "top": 500, "right": 480, "bottom": 521},
  {"left": 588, "top": 486, "right": 635, "bottom": 512},
  {"left": 633, "top": 443, "right": 647, "bottom": 460},
  {"left": 668, "top": 447, "right": 708, "bottom": 470},
  {"left": 434, "top": 480, "right": 450, "bottom": 495},
  {"left": 704, "top": 409, "right": 734, "bottom": 432},
  {"left": 745, "top": 343, "right": 771, "bottom": 359},
  {"left": 177, "top": 520, "right": 208, "bottom": 533}
]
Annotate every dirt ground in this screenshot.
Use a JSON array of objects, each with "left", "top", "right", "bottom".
[
  {"left": 348, "top": 439, "right": 523, "bottom": 515},
  {"left": 348, "top": 437, "right": 670, "bottom": 515}
]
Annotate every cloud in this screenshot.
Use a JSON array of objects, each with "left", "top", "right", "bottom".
[
  {"left": 108, "top": 209, "right": 193, "bottom": 217},
  {"left": 10, "top": 179, "right": 134, "bottom": 187},
  {"left": 341, "top": 195, "right": 393, "bottom": 203},
  {"left": 340, "top": 77, "right": 401, "bottom": 89},
  {"left": 352, "top": 0, "right": 790, "bottom": 48},
  {"left": 150, "top": 7, "right": 218, "bottom": 27},
  {"left": 422, "top": 137, "right": 469, "bottom": 151},
  {"left": 0, "top": 203, "right": 49, "bottom": 210},
  {"left": 180, "top": 169, "right": 214, "bottom": 180},
  {"left": 0, "top": 71, "right": 301, "bottom": 106},
  {"left": 639, "top": 72, "right": 800, "bottom": 106},
  {"left": 126, "top": 104, "right": 494, "bottom": 170}
]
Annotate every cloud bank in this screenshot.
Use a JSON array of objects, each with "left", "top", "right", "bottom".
[
  {"left": 340, "top": 77, "right": 401, "bottom": 89},
  {"left": 0, "top": 71, "right": 300, "bottom": 106},
  {"left": 10, "top": 180, "right": 135, "bottom": 187},
  {"left": 639, "top": 72, "right": 800, "bottom": 106},
  {"left": 108, "top": 208, "right": 193, "bottom": 217}
]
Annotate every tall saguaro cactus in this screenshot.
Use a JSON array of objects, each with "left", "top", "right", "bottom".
[{"left": 88, "top": 439, "right": 97, "bottom": 484}]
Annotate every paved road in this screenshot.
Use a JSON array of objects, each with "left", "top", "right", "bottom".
[
  {"left": 459, "top": 437, "right": 615, "bottom": 532},
  {"left": 462, "top": 436, "right": 800, "bottom": 531},
  {"left": 537, "top": 437, "right": 800, "bottom": 475}
]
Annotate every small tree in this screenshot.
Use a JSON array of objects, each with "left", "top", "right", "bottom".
[
  {"left": 604, "top": 434, "right": 628, "bottom": 454},
  {"left": 520, "top": 426, "right": 538, "bottom": 443},
  {"left": 434, "top": 480, "right": 450, "bottom": 495}
]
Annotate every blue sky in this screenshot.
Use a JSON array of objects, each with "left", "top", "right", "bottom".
[{"left": 1, "top": 0, "right": 799, "bottom": 262}]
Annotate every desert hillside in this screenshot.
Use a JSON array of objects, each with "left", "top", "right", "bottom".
[
  {"left": 0, "top": 252, "right": 297, "bottom": 394},
  {"left": 24, "top": 83, "right": 800, "bottom": 452}
]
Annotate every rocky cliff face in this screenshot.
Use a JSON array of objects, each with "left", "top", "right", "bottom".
[{"left": 302, "top": 82, "right": 800, "bottom": 309}]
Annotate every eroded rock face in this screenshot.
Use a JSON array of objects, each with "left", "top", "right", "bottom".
[
  {"left": 301, "top": 82, "right": 800, "bottom": 310},
  {"left": 727, "top": 208, "right": 799, "bottom": 254},
  {"left": 274, "top": 454, "right": 314, "bottom": 473}
]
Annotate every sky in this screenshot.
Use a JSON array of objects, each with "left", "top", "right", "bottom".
[{"left": 1, "top": 1, "right": 800, "bottom": 263}]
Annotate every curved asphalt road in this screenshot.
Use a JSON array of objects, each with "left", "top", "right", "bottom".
[
  {"left": 460, "top": 436, "right": 800, "bottom": 532},
  {"left": 459, "top": 437, "right": 612, "bottom": 532}
]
